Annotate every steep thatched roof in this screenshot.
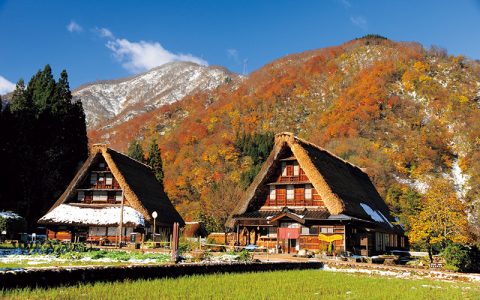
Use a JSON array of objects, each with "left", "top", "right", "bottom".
[
  {"left": 227, "top": 132, "right": 400, "bottom": 231},
  {"left": 40, "top": 144, "right": 184, "bottom": 226}
]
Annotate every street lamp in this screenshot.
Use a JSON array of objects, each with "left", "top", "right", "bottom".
[{"left": 152, "top": 211, "right": 158, "bottom": 236}]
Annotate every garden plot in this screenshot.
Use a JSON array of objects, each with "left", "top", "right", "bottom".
[{"left": 0, "top": 248, "right": 170, "bottom": 269}]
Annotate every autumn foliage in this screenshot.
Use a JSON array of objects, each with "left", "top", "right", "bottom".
[{"left": 88, "top": 37, "right": 480, "bottom": 243}]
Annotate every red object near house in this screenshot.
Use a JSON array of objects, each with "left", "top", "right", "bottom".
[{"left": 278, "top": 228, "right": 300, "bottom": 239}]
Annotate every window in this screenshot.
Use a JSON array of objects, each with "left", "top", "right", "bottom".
[
  {"left": 400, "top": 236, "right": 405, "bottom": 248},
  {"left": 269, "top": 186, "right": 276, "bottom": 200},
  {"left": 107, "top": 227, "right": 117, "bottom": 236},
  {"left": 320, "top": 227, "right": 334, "bottom": 234},
  {"left": 115, "top": 192, "right": 123, "bottom": 202},
  {"left": 286, "top": 163, "right": 293, "bottom": 176},
  {"left": 309, "top": 226, "right": 319, "bottom": 235},
  {"left": 93, "top": 191, "right": 108, "bottom": 201},
  {"left": 106, "top": 173, "right": 113, "bottom": 185},
  {"left": 89, "top": 227, "right": 107, "bottom": 236},
  {"left": 305, "top": 184, "right": 312, "bottom": 200},
  {"left": 293, "top": 161, "right": 300, "bottom": 176},
  {"left": 301, "top": 226, "right": 310, "bottom": 235},
  {"left": 281, "top": 162, "right": 287, "bottom": 176},
  {"left": 286, "top": 185, "right": 294, "bottom": 200},
  {"left": 90, "top": 173, "right": 97, "bottom": 185},
  {"left": 77, "top": 191, "right": 85, "bottom": 201},
  {"left": 99, "top": 163, "right": 105, "bottom": 168}
]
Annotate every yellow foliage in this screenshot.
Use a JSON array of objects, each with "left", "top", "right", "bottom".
[
  {"left": 408, "top": 178, "right": 469, "bottom": 247},
  {"left": 458, "top": 95, "right": 469, "bottom": 104},
  {"left": 419, "top": 74, "right": 432, "bottom": 83},
  {"left": 207, "top": 116, "right": 219, "bottom": 132},
  {"left": 413, "top": 61, "right": 429, "bottom": 73}
]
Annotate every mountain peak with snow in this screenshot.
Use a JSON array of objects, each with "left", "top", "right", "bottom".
[{"left": 73, "top": 62, "right": 239, "bottom": 129}]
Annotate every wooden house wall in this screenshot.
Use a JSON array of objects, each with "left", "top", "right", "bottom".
[
  {"left": 263, "top": 154, "right": 325, "bottom": 207},
  {"left": 76, "top": 157, "right": 125, "bottom": 205}
]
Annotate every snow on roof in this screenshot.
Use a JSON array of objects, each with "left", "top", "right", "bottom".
[
  {"left": 38, "top": 204, "right": 145, "bottom": 227},
  {"left": 360, "top": 203, "right": 393, "bottom": 228},
  {"left": 0, "top": 211, "right": 23, "bottom": 220}
]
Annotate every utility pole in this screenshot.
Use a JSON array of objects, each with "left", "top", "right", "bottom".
[
  {"left": 171, "top": 222, "right": 179, "bottom": 263},
  {"left": 118, "top": 190, "right": 125, "bottom": 248}
]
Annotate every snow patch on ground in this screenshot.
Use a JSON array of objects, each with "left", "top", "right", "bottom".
[
  {"left": 39, "top": 204, "right": 145, "bottom": 226},
  {"left": 450, "top": 158, "right": 470, "bottom": 199},
  {"left": 393, "top": 175, "right": 429, "bottom": 194},
  {"left": 323, "top": 264, "right": 480, "bottom": 283},
  {"left": 0, "top": 254, "right": 160, "bottom": 266}
]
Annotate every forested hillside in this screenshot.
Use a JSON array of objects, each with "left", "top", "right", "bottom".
[
  {"left": 0, "top": 66, "right": 88, "bottom": 227},
  {"left": 89, "top": 36, "right": 480, "bottom": 243}
]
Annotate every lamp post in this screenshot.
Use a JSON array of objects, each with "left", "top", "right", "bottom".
[{"left": 152, "top": 211, "right": 158, "bottom": 238}]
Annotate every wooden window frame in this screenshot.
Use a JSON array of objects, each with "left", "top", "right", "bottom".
[
  {"left": 286, "top": 185, "right": 294, "bottom": 200},
  {"left": 305, "top": 184, "right": 312, "bottom": 200}
]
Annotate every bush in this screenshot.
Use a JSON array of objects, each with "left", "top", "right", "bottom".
[
  {"left": 442, "top": 243, "right": 480, "bottom": 272},
  {"left": 0, "top": 213, "right": 27, "bottom": 239},
  {"left": 237, "top": 249, "right": 253, "bottom": 262}
]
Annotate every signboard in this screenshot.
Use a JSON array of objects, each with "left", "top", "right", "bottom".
[
  {"left": 429, "top": 263, "right": 444, "bottom": 269},
  {"left": 318, "top": 233, "right": 343, "bottom": 243}
]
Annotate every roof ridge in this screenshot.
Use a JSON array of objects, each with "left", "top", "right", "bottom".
[
  {"left": 105, "top": 148, "right": 153, "bottom": 170},
  {"left": 276, "top": 132, "right": 367, "bottom": 175}
]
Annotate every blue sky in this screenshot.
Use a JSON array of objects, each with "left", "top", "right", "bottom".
[{"left": 1, "top": 0, "right": 479, "bottom": 93}]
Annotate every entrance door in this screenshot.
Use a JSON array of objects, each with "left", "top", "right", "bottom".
[{"left": 288, "top": 239, "right": 297, "bottom": 254}]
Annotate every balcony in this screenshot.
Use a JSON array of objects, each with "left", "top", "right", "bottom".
[{"left": 268, "top": 175, "right": 310, "bottom": 185}]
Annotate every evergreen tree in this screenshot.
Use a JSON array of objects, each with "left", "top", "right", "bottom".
[
  {"left": 27, "top": 64, "right": 56, "bottom": 113},
  {"left": 235, "top": 131, "right": 274, "bottom": 187},
  {"left": 147, "top": 139, "right": 164, "bottom": 184},
  {"left": 53, "top": 70, "right": 72, "bottom": 113},
  {"left": 127, "top": 139, "right": 145, "bottom": 162},
  {"left": 0, "top": 65, "right": 88, "bottom": 228},
  {"left": 10, "top": 79, "right": 29, "bottom": 112}
]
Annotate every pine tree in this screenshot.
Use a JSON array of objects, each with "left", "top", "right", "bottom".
[
  {"left": 0, "top": 65, "right": 88, "bottom": 228},
  {"left": 10, "top": 79, "right": 29, "bottom": 112},
  {"left": 29, "top": 64, "right": 56, "bottom": 113},
  {"left": 128, "top": 139, "right": 145, "bottom": 162},
  {"left": 147, "top": 139, "right": 164, "bottom": 184},
  {"left": 53, "top": 70, "right": 72, "bottom": 113}
]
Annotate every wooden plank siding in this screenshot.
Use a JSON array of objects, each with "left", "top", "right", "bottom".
[
  {"left": 266, "top": 186, "right": 323, "bottom": 207},
  {"left": 263, "top": 158, "right": 325, "bottom": 207}
]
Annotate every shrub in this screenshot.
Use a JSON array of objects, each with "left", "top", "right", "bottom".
[
  {"left": 237, "top": 249, "right": 253, "bottom": 262},
  {"left": 0, "top": 213, "right": 27, "bottom": 239},
  {"left": 442, "top": 243, "right": 480, "bottom": 272}
]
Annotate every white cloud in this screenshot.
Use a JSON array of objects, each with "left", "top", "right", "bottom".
[
  {"left": 227, "top": 48, "right": 240, "bottom": 64},
  {"left": 0, "top": 75, "right": 15, "bottom": 95},
  {"left": 66, "top": 20, "right": 83, "bottom": 33},
  {"left": 350, "top": 15, "right": 368, "bottom": 30},
  {"left": 105, "top": 37, "right": 207, "bottom": 73},
  {"left": 94, "top": 27, "right": 114, "bottom": 39},
  {"left": 93, "top": 27, "right": 207, "bottom": 73}
]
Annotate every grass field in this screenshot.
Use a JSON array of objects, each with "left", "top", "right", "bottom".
[{"left": 2, "top": 269, "right": 479, "bottom": 299}]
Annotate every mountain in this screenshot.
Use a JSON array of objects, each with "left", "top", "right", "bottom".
[
  {"left": 73, "top": 61, "right": 239, "bottom": 129},
  {"left": 88, "top": 36, "right": 480, "bottom": 239}
]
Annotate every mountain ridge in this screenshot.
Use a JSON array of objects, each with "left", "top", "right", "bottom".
[
  {"left": 73, "top": 61, "right": 240, "bottom": 129},
  {"left": 85, "top": 37, "right": 479, "bottom": 238}
]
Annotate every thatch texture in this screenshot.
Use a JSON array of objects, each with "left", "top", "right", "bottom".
[
  {"left": 227, "top": 132, "right": 399, "bottom": 231},
  {"left": 39, "top": 144, "right": 184, "bottom": 227}
]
